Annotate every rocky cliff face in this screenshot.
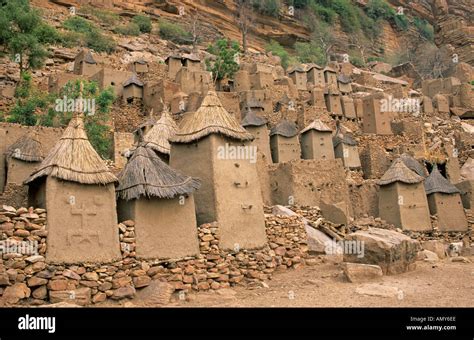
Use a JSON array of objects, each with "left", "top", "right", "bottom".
[{"left": 30, "top": 0, "right": 474, "bottom": 64}]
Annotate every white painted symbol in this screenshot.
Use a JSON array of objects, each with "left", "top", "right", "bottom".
[
  {"left": 69, "top": 291, "right": 75, "bottom": 300},
  {"left": 343, "top": 54, "right": 349, "bottom": 63},
  {"left": 179, "top": 195, "right": 185, "bottom": 205},
  {"left": 69, "top": 195, "right": 76, "bottom": 205},
  {"left": 452, "top": 54, "right": 459, "bottom": 63},
  {"left": 343, "top": 149, "right": 349, "bottom": 159},
  {"left": 179, "top": 100, "right": 185, "bottom": 111},
  {"left": 234, "top": 243, "right": 240, "bottom": 252},
  {"left": 69, "top": 6, "right": 76, "bottom": 15},
  {"left": 14, "top": 54, "right": 20, "bottom": 63},
  {"left": 397, "top": 290, "right": 404, "bottom": 300},
  {"left": 288, "top": 6, "right": 294, "bottom": 16},
  {"left": 397, "top": 6, "right": 404, "bottom": 15},
  {"left": 178, "top": 6, "right": 185, "bottom": 16},
  {"left": 453, "top": 148, "right": 458, "bottom": 158},
  {"left": 179, "top": 291, "right": 186, "bottom": 301},
  {"left": 288, "top": 290, "right": 295, "bottom": 300}
]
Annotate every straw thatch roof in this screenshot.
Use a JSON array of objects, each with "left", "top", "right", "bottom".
[
  {"left": 288, "top": 66, "right": 305, "bottom": 74},
  {"left": 306, "top": 63, "right": 323, "bottom": 71},
  {"left": 400, "top": 153, "right": 426, "bottom": 177},
  {"left": 378, "top": 158, "right": 424, "bottom": 186},
  {"left": 270, "top": 120, "right": 298, "bottom": 138},
  {"left": 143, "top": 106, "right": 178, "bottom": 155},
  {"left": 337, "top": 74, "right": 351, "bottom": 84},
  {"left": 25, "top": 116, "right": 117, "bottom": 185},
  {"left": 324, "top": 66, "right": 337, "bottom": 73},
  {"left": 424, "top": 165, "right": 460, "bottom": 195},
  {"left": 171, "top": 91, "right": 254, "bottom": 143},
  {"left": 123, "top": 74, "right": 144, "bottom": 87},
  {"left": 300, "top": 119, "right": 332, "bottom": 134},
  {"left": 5, "top": 131, "right": 44, "bottom": 162},
  {"left": 241, "top": 108, "right": 267, "bottom": 127},
  {"left": 116, "top": 144, "right": 200, "bottom": 201}
]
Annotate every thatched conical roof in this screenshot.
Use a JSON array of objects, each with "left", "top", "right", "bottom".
[
  {"left": 300, "top": 119, "right": 332, "bottom": 134},
  {"left": 6, "top": 131, "right": 44, "bottom": 162},
  {"left": 378, "top": 158, "right": 424, "bottom": 186},
  {"left": 25, "top": 115, "right": 117, "bottom": 185},
  {"left": 241, "top": 108, "right": 267, "bottom": 127},
  {"left": 424, "top": 165, "right": 460, "bottom": 195},
  {"left": 171, "top": 91, "right": 254, "bottom": 143},
  {"left": 270, "top": 120, "right": 298, "bottom": 138},
  {"left": 400, "top": 153, "right": 426, "bottom": 177},
  {"left": 116, "top": 144, "right": 200, "bottom": 201},
  {"left": 143, "top": 106, "right": 178, "bottom": 155}
]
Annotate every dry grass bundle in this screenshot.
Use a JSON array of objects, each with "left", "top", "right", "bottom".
[
  {"left": 143, "top": 106, "right": 177, "bottom": 155},
  {"left": 425, "top": 165, "right": 460, "bottom": 195},
  {"left": 171, "top": 91, "right": 253, "bottom": 143},
  {"left": 270, "top": 120, "right": 298, "bottom": 137},
  {"left": 116, "top": 144, "right": 200, "bottom": 201},
  {"left": 300, "top": 119, "right": 332, "bottom": 134},
  {"left": 5, "top": 131, "right": 44, "bottom": 162},
  {"left": 25, "top": 116, "right": 117, "bottom": 185},
  {"left": 378, "top": 158, "right": 424, "bottom": 186}
]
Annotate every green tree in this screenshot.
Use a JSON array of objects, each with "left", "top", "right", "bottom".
[
  {"left": 265, "top": 40, "right": 291, "bottom": 69},
  {"left": 295, "top": 41, "right": 326, "bottom": 65},
  {"left": 0, "top": 0, "right": 54, "bottom": 73},
  {"left": 206, "top": 39, "right": 240, "bottom": 82}
]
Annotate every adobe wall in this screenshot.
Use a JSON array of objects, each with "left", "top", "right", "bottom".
[
  {"left": 216, "top": 92, "right": 241, "bottom": 121},
  {"left": 360, "top": 144, "right": 391, "bottom": 179},
  {"left": 455, "top": 180, "right": 474, "bottom": 209},
  {"left": 0, "top": 123, "right": 63, "bottom": 193},
  {"left": 245, "top": 125, "right": 272, "bottom": 163},
  {"left": 113, "top": 132, "right": 135, "bottom": 169},
  {"left": 170, "top": 136, "right": 216, "bottom": 225},
  {"left": 269, "top": 159, "right": 352, "bottom": 212},
  {"left": 378, "top": 183, "right": 402, "bottom": 228},
  {"left": 211, "top": 135, "right": 267, "bottom": 250},
  {"left": 427, "top": 193, "right": 468, "bottom": 232},
  {"left": 334, "top": 144, "right": 361, "bottom": 169},
  {"left": 349, "top": 181, "right": 379, "bottom": 218},
  {"left": 44, "top": 177, "right": 121, "bottom": 264},
  {"left": 118, "top": 195, "right": 200, "bottom": 259},
  {"left": 5, "top": 159, "right": 39, "bottom": 186},
  {"left": 270, "top": 135, "right": 301, "bottom": 163},
  {"left": 300, "top": 131, "right": 334, "bottom": 160}
]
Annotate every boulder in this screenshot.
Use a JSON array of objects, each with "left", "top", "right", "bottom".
[
  {"left": 355, "top": 283, "right": 403, "bottom": 299},
  {"left": 342, "top": 263, "right": 383, "bottom": 283},
  {"left": 319, "top": 201, "right": 350, "bottom": 225},
  {"left": 49, "top": 288, "right": 91, "bottom": 306},
  {"left": 3, "top": 283, "right": 31, "bottom": 304},
  {"left": 343, "top": 227, "right": 420, "bottom": 275},
  {"left": 135, "top": 281, "right": 174, "bottom": 305},
  {"left": 111, "top": 286, "right": 136, "bottom": 300},
  {"left": 422, "top": 240, "right": 446, "bottom": 259}
]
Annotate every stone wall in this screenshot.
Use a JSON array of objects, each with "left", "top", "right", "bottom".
[{"left": 0, "top": 205, "right": 314, "bottom": 306}]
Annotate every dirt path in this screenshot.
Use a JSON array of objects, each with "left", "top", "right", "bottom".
[{"left": 165, "top": 256, "right": 474, "bottom": 307}]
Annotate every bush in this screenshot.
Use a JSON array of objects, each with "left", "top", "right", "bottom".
[
  {"left": 394, "top": 13, "right": 409, "bottom": 31},
  {"left": 308, "top": 2, "right": 336, "bottom": 24},
  {"left": 63, "top": 16, "right": 97, "bottom": 34},
  {"left": 265, "top": 40, "right": 290, "bottom": 69},
  {"left": 414, "top": 17, "right": 434, "bottom": 41},
  {"left": 85, "top": 30, "right": 115, "bottom": 53},
  {"left": 349, "top": 54, "right": 365, "bottom": 68},
  {"left": 34, "top": 24, "right": 61, "bottom": 45},
  {"left": 79, "top": 6, "right": 119, "bottom": 26},
  {"left": 365, "top": 0, "right": 394, "bottom": 21},
  {"left": 367, "top": 56, "right": 385, "bottom": 63},
  {"left": 59, "top": 31, "right": 83, "bottom": 48},
  {"left": 158, "top": 19, "right": 192, "bottom": 44},
  {"left": 251, "top": 0, "right": 281, "bottom": 17},
  {"left": 114, "top": 22, "right": 141, "bottom": 36},
  {"left": 132, "top": 15, "right": 152, "bottom": 33},
  {"left": 330, "top": 0, "right": 360, "bottom": 33},
  {"left": 295, "top": 41, "right": 326, "bottom": 65}
]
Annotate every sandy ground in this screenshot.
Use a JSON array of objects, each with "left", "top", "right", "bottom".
[{"left": 152, "top": 256, "right": 474, "bottom": 308}]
